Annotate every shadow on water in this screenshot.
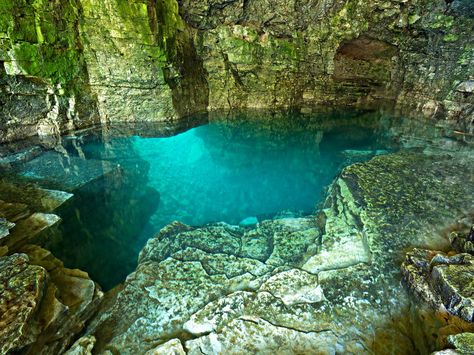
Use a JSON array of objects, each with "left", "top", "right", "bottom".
[{"left": 42, "top": 136, "right": 161, "bottom": 290}]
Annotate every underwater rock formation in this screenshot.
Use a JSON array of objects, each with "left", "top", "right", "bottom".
[{"left": 1, "top": 0, "right": 474, "bottom": 142}]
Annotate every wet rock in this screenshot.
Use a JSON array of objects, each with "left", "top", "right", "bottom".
[
  {"left": 456, "top": 80, "right": 474, "bottom": 95},
  {"left": 0, "top": 254, "right": 47, "bottom": 354},
  {"left": 0, "top": 248, "right": 102, "bottom": 354},
  {"left": 447, "top": 332, "right": 474, "bottom": 354}
]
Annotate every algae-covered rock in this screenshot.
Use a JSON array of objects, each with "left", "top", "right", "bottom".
[
  {"left": 432, "top": 255, "right": 474, "bottom": 323},
  {"left": 447, "top": 332, "right": 474, "bottom": 354}
]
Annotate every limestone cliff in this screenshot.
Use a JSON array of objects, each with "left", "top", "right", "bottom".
[
  {"left": 1, "top": 0, "right": 473, "bottom": 142},
  {"left": 181, "top": 0, "right": 473, "bottom": 123}
]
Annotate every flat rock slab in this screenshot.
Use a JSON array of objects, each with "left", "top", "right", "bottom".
[{"left": 18, "top": 151, "right": 119, "bottom": 191}]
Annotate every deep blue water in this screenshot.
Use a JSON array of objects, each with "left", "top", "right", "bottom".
[{"left": 10, "top": 111, "right": 404, "bottom": 289}]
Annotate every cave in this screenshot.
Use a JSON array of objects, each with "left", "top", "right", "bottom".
[{"left": 0, "top": 0, "right": 473, "bottom": 354}]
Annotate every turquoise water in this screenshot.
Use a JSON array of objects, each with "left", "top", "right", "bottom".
[{"left": 10, "top": 111, "right": 405, "bottom": 289}]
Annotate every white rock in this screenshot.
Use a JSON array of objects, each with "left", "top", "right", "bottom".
[{"left": 145, "top": 339, "right": 186, "bottom": 355}]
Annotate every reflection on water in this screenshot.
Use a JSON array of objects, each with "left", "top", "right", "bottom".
[{"left": 0, "top": 109, "right": 468, "bottom": 289}]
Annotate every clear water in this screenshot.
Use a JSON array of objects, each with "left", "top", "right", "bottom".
[{"left": 6, "top": 110, "right": 409, "bottom": 289}]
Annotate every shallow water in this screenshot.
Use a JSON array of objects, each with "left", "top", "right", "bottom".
[{"left": 1, "top": 109, "right": 464, "bottom": 290}]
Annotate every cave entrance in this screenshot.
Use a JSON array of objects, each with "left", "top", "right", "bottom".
[{"left": 333, "top": 37, "right": 399, "bottom": 104}]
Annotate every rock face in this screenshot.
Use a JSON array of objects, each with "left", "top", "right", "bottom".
[
  {"left": 182, "top": 0, "right": 474, "bottom": 124},
  {"left": 1, "top": 0, "right": 474, "bottom": 142},
  {"left": 403, "top": 249, "right": 474, "bottom": 322},
  {"left": 0, "top": 0, "right": 98, "bottom": 143},
  {"left": 83, "top": 149, "right": 474, "bottom": 354},
  {"left": 0, "top": 249, "right": 103, "bottom": 354},
  {"left": 0, "top": 0, "right": 208, "bottom": 142}
]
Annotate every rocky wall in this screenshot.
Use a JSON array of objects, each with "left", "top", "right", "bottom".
[
  {"left": 180, "top": 0, "right": 473, "bottom": 126},
  {"left": 0, "top": 0, "right": 207, "bottom": 142},
  {"left": 1, "top": 0, "right": 473, "bottom": 142},
  {"left": 0, "top": 0, "right": 98, "bottom": 143}
]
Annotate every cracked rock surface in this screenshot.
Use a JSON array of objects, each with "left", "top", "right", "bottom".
[{"left": 86, "top": 149, "right": 474, "bottom": 354}]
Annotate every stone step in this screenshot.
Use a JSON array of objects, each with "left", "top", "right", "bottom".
[
  {"left": 3, "top": 213, "right": 61, "bottom": 250},
  {"left": 0, "top": 179, "right": 73, "bottom": 213}
]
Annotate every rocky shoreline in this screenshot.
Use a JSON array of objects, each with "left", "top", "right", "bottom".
[{"left": 1, "top": 142, "right": 472, "bottom": 354}]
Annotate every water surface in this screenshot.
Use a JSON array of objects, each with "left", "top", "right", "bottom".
[{"left": 3, "top": 109, "right": 459, "bottom": 289}]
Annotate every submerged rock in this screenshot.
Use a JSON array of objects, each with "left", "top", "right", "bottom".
[{"left": 239, "top": 216, "right": 259, "bottom": 227}]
